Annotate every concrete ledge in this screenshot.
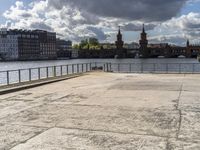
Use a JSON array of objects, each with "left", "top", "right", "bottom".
[{"left": 0, "top": 73, "right": 84, "bottom": 95}]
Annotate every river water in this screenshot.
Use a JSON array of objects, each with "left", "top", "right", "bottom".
[
  {"left": 0, "top": 58, "right": 199, "bottom": 71},
  {"left": 0, "top": 58, "right": 199, "bottom": 86}
]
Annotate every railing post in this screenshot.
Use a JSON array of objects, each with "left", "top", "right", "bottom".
[
  {"left": 90, "top": 63, "right": 92, "bottom": 71},
  {"left": 118, "top": 64, "right": 120, "bottom": 72},
  {"left": 166, "top": 64, "right": 168, "bottom": 74},
  {"left": 18, "top": 70, "right": 21, "bottom": 83},
  {"left": 129, "top": 64, "right": 131, "bottom": 73},
  {"left": 179, "top": 64, "right": 181, "bottom": 74},
  {"left": 154, "top": 63, "right": 156, "bottom": 73},
  {"left": 77, "top": 64, "right": 79, "bottom": 73},
  {"left": 106, "top": 63, "right": 108, "bottom": 72},
  {"left": 86, "top": 64, "right": 88, "bottom": 72},
  {"left": 66, "top": 65, "right": 69, "bottom": 75},
  {"left": 7, "top": 71, "right": 9, "bottom": 85},
  {"left": 54, "top": 66, "right": 56, "bottom": 77},
  {"left": 72, "top": 64, "right": 74, "bottom": 74},
  {"left": 193, "top": 64, "right": 195, "bottom": 73},
  {"left": 29, "top": 69, "right": 32, "bottom": 81},
  {"left": 141, "top": 63, "right": 143, "bottom": 73},
  {"left": 38, "top": 68, "right": 41, "bottom": 80},
  {"left": 95, "top": 62, "right": 97, "bottom": 68},
  {"left": 46, "top": 67, "right": 49, "bottom": 78},
  {"left": 61, "top": 65, "right": 63, "bottom": 76},
  {"left": 82, "top": 64, "right": 84, "bottom": 73}
]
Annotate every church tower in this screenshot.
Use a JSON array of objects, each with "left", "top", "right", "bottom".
[
  {"left": 115, "top": 26, "right": 124, "bottom": 49},
  {"left": 139, "top": 24, "right": 149, "bottom": 58}
]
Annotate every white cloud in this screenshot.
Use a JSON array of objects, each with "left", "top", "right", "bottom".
[{"left": 1, "top": 0, "right": 200, "bottom": 45}]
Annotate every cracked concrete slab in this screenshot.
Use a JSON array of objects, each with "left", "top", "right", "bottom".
[
  {"left": 10, "top": 127, "right": 167, "bottom": 150},
  {"left": 1, "top": 72, "right": 200, "bottom": 149},
  {"left": 0, "top": 124, "right": 46, "bottom": 150}
]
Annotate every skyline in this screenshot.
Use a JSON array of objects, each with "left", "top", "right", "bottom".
[{"left": 0, "top": 0, "right": 200, "bottom": 45}]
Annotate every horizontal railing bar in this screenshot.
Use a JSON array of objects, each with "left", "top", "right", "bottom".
[{"left": 0, "top": 63, "right": 96, "bottom": 73}]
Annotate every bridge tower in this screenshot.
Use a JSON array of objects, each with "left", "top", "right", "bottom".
[
  {"left": 139, "top": 24, "right": 149, "bottom": 58},
  {"left": 115, "top": 26, "right": 124, "bottom": 50}
]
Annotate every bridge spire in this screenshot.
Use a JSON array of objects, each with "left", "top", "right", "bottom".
[
  {"left": 187, "top": 39, "right": 190, "bottom": 47},
  {"left": 142, "top": 24, "right": 145, "bottom": 33}
]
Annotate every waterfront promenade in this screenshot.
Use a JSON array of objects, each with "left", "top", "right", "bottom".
[{"left": 0, "top": 72, "right": 200, "bottom": 149}]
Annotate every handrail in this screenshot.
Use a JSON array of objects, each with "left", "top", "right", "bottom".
[
  {"left": 0, "top": 62, "right": 99, "bottom": 86},
  {"left": 1, "top": 62, "right": 200, "bottom": 87}
]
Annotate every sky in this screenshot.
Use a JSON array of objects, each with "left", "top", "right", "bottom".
[{"left": 0, "top": 0, "right": 200, "bottom": 46}]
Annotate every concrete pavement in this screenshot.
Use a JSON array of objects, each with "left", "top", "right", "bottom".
[{"left": 0, "top": 72, "right": 200, "bottom": 149}]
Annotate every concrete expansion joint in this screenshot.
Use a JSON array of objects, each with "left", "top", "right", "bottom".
[
  {"left": 9, "top": 123, "right": 50, "bottom": 129},
  {"left": 175, "top": 84, "right": 183, "bottom": 139},
  {"left": 55, "top": 126, "right": 172, "bottom": 139}
]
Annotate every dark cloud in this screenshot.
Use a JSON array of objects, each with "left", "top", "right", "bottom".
[
  {"left": 87, "top": 26, "right": 107, "bottom": 40},
  {"left": 184, "top": 22, "right": 200, "bottom": 30},
  {"left": 122, "top": 23, "right": 156, "bottom": 31},
  {"left": 48, "top": 0, "right": 188, "bottom": 22},
  {"left": 20, "top": 12, "right": 32, "bottom": 18},
  {"left": 30, "top": 22, "right": 53, "bottom": 31}
]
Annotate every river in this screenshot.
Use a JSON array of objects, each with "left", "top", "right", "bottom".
[{"left": 0, "top": 58, "right": 199, "bottom": 71}]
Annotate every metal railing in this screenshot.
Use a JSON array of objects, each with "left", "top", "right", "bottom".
[
  {"left": 2, "top": 62, "right": 200, "bottom": 87},
  {"left": 0, "top": 62, "right": 103, "bottom": 86},
  {"left": 106, "top": 63, "right": 200, "bottom": 74}
]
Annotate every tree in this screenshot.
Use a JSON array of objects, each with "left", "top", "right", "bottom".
[
  {"left": 76, "top": 38, "right": 101, "bottom": 50},
  {"left": 89, "top": 38, "right": 99, "bottom": 46},
  {"left": 72, "top": 44, "right": 79, "bottom": 49},
  {"left": 79, "top": 39, "right": 88, "bottom": 49}
]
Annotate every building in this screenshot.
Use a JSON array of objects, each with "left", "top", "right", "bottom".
[
  {"left": 70, "top": 49, "right": 79, "bottom": 58},
  {"left": 115, "top": 26, "right": 124, "bottom": 49},
  {"left": 139, "top": 24, "right": 149, "bottom": 58},
  {"left": 148, "top": 43, "right": 169, "bottom": 49},
  {"left": 56, "top": 39, "right": 72, "bottom": 51},
  {"left": 100, "top": 43, "right": 116, "bottom": 49},
  {"left": 124, "top": 42, "right": 140, "bottom": 49},
  {"left": 34, "top": 30, "right": 57, "bottom": 59},
  {"left": 0, "top": 28, "right": 19, "bottom": 60},
  {"left": 14, "top": 29, "right": 40, "bottom": 60},
  {"left": 186, "top": 40, "right": 200, "bottom": 58},
  {"left": 0, "top": 28, "right": 40, "bottom": 60},
  {"left": 56, "top": 39, "right": 72, "bottom": 58},
  {"left": 0, "top": 28, "right": 58, "bottom": 60}
]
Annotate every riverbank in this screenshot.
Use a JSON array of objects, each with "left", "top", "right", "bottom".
[{"left": 1, "top": 72, "right": 200, "bottom": 149}]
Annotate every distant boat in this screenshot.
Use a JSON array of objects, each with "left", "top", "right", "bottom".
[
  {"left": 178, "top": 55, "right": 186, "bottom": 58},
  {"left": 158, "top": 56, "right": 165, "bottom": 58}
]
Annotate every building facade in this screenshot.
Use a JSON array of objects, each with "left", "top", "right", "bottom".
[
  {"left": 13, "top": 29, "right": 40, "bottom": 60},
  {"left": 186, "top": 40, "right": 200, "bottom": 58},
  {"left": 56, "top": 39, "right": 72, "bottom": 51},
  {"left": 0, "top": 28, "right": 57, "bottom": 60},
  {"left": 56, "top": 39, "right": 72, "bottom": 58},
  {"left": 0, "top": 28, "right": 19, "bottom": 60},
  {"left": 34, "top": 30, "right": 57, "bottom": 59}
]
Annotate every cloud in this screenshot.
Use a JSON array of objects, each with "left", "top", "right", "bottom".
[
  {"left": 48, "top": 0, "right": 188, "bottom": 22},
  {"left": 30, "top": 21, "right": 53, "bottom": 31},
  {"left": 122, "top": 23, "right": 156, "bottom": 31},
  {"left": 1, "top": 0, "right": 199, "bottom": 45},
  {"left": 149, "top": 34, "right": 188, "bottom": 46}
]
